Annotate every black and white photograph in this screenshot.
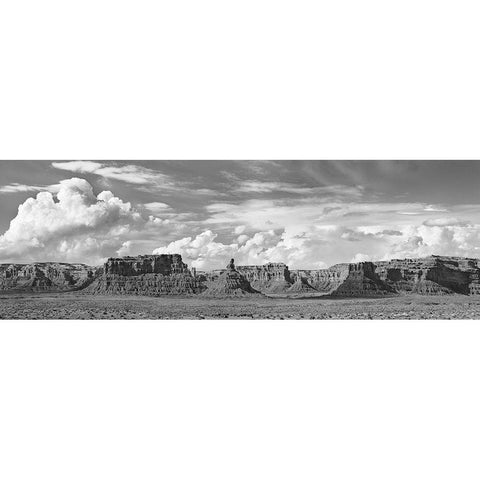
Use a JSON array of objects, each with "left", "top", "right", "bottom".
[
  {"left": 2, "top": 1, "right": 480, "bottom": 479},
  {"left": 3, "top": 160, "right": 480, "bottom": 319}
]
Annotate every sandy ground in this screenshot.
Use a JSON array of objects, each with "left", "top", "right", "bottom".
[{"left": 1, "top": 293, "right": 480, "bottom": 319}]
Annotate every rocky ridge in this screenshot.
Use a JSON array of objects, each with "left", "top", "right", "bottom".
[
  {"left": 4, "top": 254, "right": 480, "bottom": 297},
  {"left": 0, "top": 263, "right": 98, "bottom": 293}
]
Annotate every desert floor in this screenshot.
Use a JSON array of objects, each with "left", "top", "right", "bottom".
[{"left": 1, "top": 293, "right": 480, "bottom": 319}]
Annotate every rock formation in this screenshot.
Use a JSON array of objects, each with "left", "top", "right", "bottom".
[
  {"left": 0, "top": 263, "right": 98, "bottom": 293},
  {"left": 86, "top": 254, "right": 201, "bottom": 296},
  {"left": 200, "top": 259, "right": 261, "bottom": 297},
  {"left": 329, "top": 262, "right": 395, "bottom": 297},
  {"left": 104, "top": 254, "right": 188, "bottom": 276},
  {"left": 6, "top": 253, "right": 480, "bottom": 298},
  {"left": 236, "top": 263, "right": 294, "bottom": 293},
  {"left": 289, "top": 256, "right": 480, "bottom": 297},
  {"left": 290, "top": 265, "right": 350, "bottom": 295},
  {"left": 374, "top": 256, "right": 476, "bottom": 295},
  {"left": 290, "top": 262, "right": 394, "bottom": 297}
]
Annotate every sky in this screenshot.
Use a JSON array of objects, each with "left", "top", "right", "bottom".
[{"left": 0, "top": 160, "right": 480, "bottom": 269}]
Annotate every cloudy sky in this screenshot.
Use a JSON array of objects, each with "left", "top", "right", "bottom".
[{"left": 0, "top": 160, "right": 479, "bottom": 269}]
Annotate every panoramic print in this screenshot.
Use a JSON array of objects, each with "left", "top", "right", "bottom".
[{"left": 1, "top": 160, "right": 479, "bottom": 319}]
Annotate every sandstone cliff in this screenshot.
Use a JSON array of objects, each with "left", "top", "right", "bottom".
[
  {"left": 288, "top": 256, "right": 480, "bottom": 297},
  {"left": 237, "top": 263, "right": 293, "bottom": 293},
  {"left": 329, "top": 262, "right": 395, "bottom": 297},
  {"left": 6, "top": 254, "right": 480, "bottom": 298},
  {"left": 290, "top": 265, "right": 350, "bottom": 295},
  {"left": 374, "top": 256, "right": 476, "bottom": 294},
  {"left": 200, "top": 269, "right": 261, "bottom": 297},
  {"left": 0, "top": 263, "right": 98, "bottom": 293},
  {"left": 104, "top": 254, "right": 189, "bottom": 275},
  {"left": 86, "top": 254, "right": 201, "bottom": 296}
]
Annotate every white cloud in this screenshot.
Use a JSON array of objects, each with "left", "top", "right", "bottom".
[
  {"left": 144, "top": 202, "right": 172, "bottom": 213},
  {"left": 384, "top": 224, "right": 480, "bottom": 260},
  {"left": 51, "top": 161, "right": 172, "bottom": 186},
  {"left": 0, "top": 177, "right": 171, "bottom": 264},
  {"left": 237, "top": 234, "right": 249, "bottom": 244},
  {"left": 153, "top": 227, "right": 353, "bottom": 270},
  {"left": 152, "top": 219, "right": 480, "bottom": 270},
  {"left": 116, "top": 241, "right": 133, "bottom": 256},
  {"left": 0, "top": 183, "right": 47, "bottom": 194},
  {"left": 0, "top": 183, "right": 60, "bottom": 194},
  {"left": 235, "top": 181, "right": 365, "bottom": 198},
  {"left": 424, "top": 205, "right": 448, "bottom": 212},
  {"left": 233, "top": 225, "right": 246, "bottom": 235},
  {"left": 351, "top": 253, "right": 372, "bottom": 263}
]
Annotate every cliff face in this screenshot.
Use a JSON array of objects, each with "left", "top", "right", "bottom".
[
  {"left": 104, "top": 254, "right": 189, "bottom": 276},
  {"left": 5, "top": 254, "right": 480, "bottom": 297},
  {"left": 374, "top": 256, "right": 476, "bottom": 294},
  {"left": 0, "top": 263, "right": 98, "bottom": 292},
  {"left": 86, "top": 273, "right": 200, "bottom": 295},
  {"left": 237, "top": 263, "right": 293, "bottom": 293},
  {"left": 86, "top": 254, "right": 201, "bottom": 296},
  {"left": 200, "top": 270, "right": 260, "bottom": 297},
  {"left": 290, "top": 265, "right": 350, "bottom": 294},
  {"left": 329, "top": 262, "right": 395, "bottom": 297}
]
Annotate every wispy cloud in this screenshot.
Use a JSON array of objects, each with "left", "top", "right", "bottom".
[
  {"left": 0, "top": 183, "right": 59, "bottom": 194},
  {"left": 143, "top": 202, "right": 172, "bottom": 213},
  {"left": 51, "top": 161, "right": 173, "bottom": 186},
  {"left": 424, "top": 205, "right": 448, "bottom": 212},
  {"left": 235, "top": 181, "right": 365, "bottom": 198}
]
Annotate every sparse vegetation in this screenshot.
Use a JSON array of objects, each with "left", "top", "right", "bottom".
[{"left": 0, "top": 293, "right": 479, "bottom": 319}]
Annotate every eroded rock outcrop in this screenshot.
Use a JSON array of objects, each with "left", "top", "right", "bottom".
[
  {"left": 375, "top": 256, "right": 476, "bottom": 295},
  {"left": 289, "top": 255, "right": 480, "bottom": 297},
  {"left": 201, "top": 259, "right": 261, "bottom": 297},
  {"left": 237, "top": 263, "right": 293, "bottom": 293},
  {"left": 86, "top": 254, "right": 202, "bottom": 296},
  {"left": 0, "top": 263, "right": 98, "bottom": 293},
  {"left": 329, "top": 262, "right": 395, "bottom": 297},
  {"left": 6, "top": 254, "right": 480, "bottom": 298},
  {"left": 290, "top": 265, "right": 350, "bottom": 295},
  {"left": 289, "top": 263, "right": 394, "bottom": 297},
  {"left": 104, "top": 254, "right": 189, "bottom": 276}
]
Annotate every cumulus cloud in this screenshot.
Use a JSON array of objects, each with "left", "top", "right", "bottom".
[
  {"left": 384, "top": 225, "right": 480, "bottom": 260},
  {"left": 351, "top": 253, "right": 372, "bottom": 263},
  {"left": 153, "top": 230, "right": 278, "bottom": 270},
  {"left": 0, "top": 177, "right": 172, "bottom": 264},
  {"left": 153, "top": 228, "right": 337, "bottom": 270},
  {"left": 116, "top": 241, "right": 133, "bottom": 256},
  {"left": 151, "top": 219, "right": 480, "bottom": 270}
]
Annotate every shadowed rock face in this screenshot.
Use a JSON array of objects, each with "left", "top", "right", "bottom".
[
  {"left": 0, "top": 263, "right": 98, "bottom": 292},
  {"left": 200, "top": 270, "right": 260, "bottom": 297},
  {"left": 329, "top": 262, "right": 395, "bottom": 297},
  {"left": 237, "top": 263, "right": 293, "bottom": 293},
  {"left": 290, "top": 265, "right": 350, "bottom": 295},
  {"left": 288, "top": 256, "right": 480, "bottom": 297},
  {"left": 374, "top": 256, "right": 476, "bottom": 294},
  {"left": 104, "top": 254, "right": 189, "bottom": 276},
  {"left": 289, "top": 262, "right": 394, "bottom": 297}
]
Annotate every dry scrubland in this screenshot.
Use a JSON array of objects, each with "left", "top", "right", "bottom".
[{"left": 1, "top": 293, "right": 480, "bottom": 319}]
